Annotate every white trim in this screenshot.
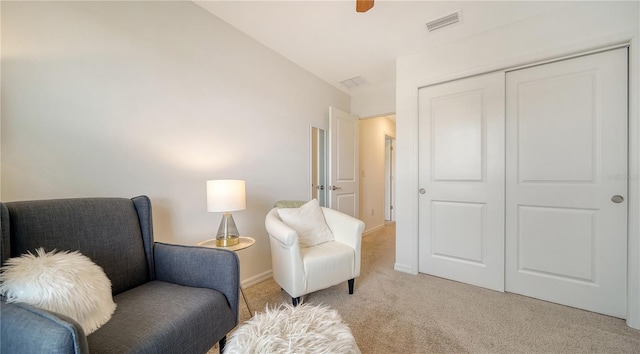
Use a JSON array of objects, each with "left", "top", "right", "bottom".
[
  {"left": 359, "top": 113, "right": 395, "bottom": 121},
  {"left": 507, "top": 43, "right": 629, "bottom": 73},
  {"left": 363, "top": 224, "right": 385, "bottom": 236},
  {"left": 394, "top": 262, "right": 417, "bottom": 275},
  {"left": 241, "top": 269, "right": 272, "bottom": 288},
  {"left": 626, "top": 35, "right": 640, "bottom": 329},
  {"left": 394, "top": 77, "right": 421, "bottom": 276},
  {"left": 384, "top": 132, "right": 397, "bottom": 222},
  {"left": 309, "top": 125, "right": 315, "bottom": 202}
]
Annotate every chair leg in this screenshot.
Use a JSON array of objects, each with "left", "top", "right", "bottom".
[
  {"left": 218, "top": 335, "right": 226, "bottom": 354},
  {"left": 348, "top": 278, "right": 355, "bottom": 294},
  {"left": 292, "top": 297, "right": 301, "bottom": 306}
]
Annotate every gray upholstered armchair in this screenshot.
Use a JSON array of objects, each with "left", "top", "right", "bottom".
[{"left": 0, "top": 196, "right": 239, "bottom": 354}]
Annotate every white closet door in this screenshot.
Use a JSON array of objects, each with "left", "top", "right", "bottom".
[
  {"left": 505, "top": 48, "right": 628, "bottom": 318},
  {"left": 418, "top": 72, "right": 505, "bottom": 292}
]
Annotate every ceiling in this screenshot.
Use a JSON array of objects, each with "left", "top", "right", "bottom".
[{"left": 194, "top": 1, "right": 572, "bottom": 95}]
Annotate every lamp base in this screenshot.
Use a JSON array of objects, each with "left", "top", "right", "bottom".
[
  {"left": 216, "top": 236, "right": 239, "bottom": 247},
  {"left": 216, "top": 212, "right": 240, "bottom": 247}
]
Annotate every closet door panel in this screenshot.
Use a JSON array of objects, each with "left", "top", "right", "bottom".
[
  {"left": 516, "top": 71, "right": 596, "bottom": 183},
  {"left": 418, "top": 72, "right": 505, "bottom": 292},
  {"left": 431, "top": 91, "right": 484, "bottom": 181},
  {"left": 505, "top": 48, "right": 628, "bottom": 318}
]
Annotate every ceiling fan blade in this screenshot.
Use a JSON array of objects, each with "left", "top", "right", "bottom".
[{"left": 356, "top": 0, "right": 374, "bottom": 13}]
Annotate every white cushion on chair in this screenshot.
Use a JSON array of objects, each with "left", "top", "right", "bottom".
[
  {"left": 301, "top": 241, "right": 355, "bottom": 293},
  {"left": 277, "top": 199, "right": 333, "bottom": 248}
]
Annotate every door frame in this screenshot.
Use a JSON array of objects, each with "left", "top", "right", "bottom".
[
  {"left": 397, "top": 40, "right": 640, "bottom": 329},
  {"left": 384, "top": 135, "right": 396, "bottom": 221},
  {"left": 309, "top": 126, "right": 327, "bottom": 206}
]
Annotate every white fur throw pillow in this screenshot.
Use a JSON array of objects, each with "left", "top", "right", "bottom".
[
  {"left": 277, "top": 199, "right": 334, "bottom": 248},
  {"left": 0, "top": 248, "right": 116, "bottom": 335}
]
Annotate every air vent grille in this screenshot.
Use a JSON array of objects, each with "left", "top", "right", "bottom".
[
  {"left": 426, "top": 10, "right": 462, "bottom": 32},
  {"left": 340, "top": 76, "right": 368, "bottom": 89}
]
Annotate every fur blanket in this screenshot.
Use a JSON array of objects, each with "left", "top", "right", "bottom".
[{"left": 224, "top": 303, "right": 360, "bottom": 354}]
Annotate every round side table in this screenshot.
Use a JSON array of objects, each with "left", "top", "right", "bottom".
[
  {"left": 197, "top": 236, "right": 255, "bottom": 251},
  {"left": 197, "top": 236, "right": 256, "bottom": 316}
]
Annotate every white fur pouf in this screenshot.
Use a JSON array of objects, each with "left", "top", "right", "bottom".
[
  {"left": 0, "top": 248, "right": 116, "bottom": 335},
  {"left": 224, "top": 303, "right": 360, "bottom": 354}
]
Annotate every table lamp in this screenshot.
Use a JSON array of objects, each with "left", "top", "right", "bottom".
[{"left": 207, "top": 179, "right": 246, "bottom": 246}]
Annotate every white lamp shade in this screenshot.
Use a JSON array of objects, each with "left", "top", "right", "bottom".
[{"left": 207, "top": 180, "right": 246, "bottom": 212}]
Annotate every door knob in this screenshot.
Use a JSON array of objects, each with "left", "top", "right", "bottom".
[
  {"left": 419, "top": 188, "right": 426, "bottom": 194},
  {"left": 330, "top": 186, "right": 342, "bottom": 191},
  {"left": 611, "top": 195, "right": 624, "bottom": 203}
]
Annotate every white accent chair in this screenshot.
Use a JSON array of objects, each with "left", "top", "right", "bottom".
[{"left": 265, "top": 205, "right": 365, "bottom": 306}]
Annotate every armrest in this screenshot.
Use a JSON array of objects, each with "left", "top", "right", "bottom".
[
  {"left": 1, "top": 300, "right": 89, "bottom": 354},
  {"left": 264, "top": 208, "right": 306, "bottom": 297},
  {"left": 153, "top": 242, "right": 240, "bottom": 324},
  {"left": 321, "top": 207, "right": 364, "bottom": 277},
  {"left": 265, "top": 208, "right": 298, "bottom": 247},
  {"left": 322, "top": 207, "right": 364, "bottom": 250}
]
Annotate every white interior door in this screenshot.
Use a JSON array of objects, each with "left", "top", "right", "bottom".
[
  {"left": 328, "top": 106, "right": 359, "bottom": 218},
  {"left": 505, "top": 48, "right": 628, "bottom": 318},
  {"left": 418, "top": 72, "right": 505, "bottom": 292}
]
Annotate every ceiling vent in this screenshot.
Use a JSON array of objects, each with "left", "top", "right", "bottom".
[
  {"left": 426, "top": 9, "right": 462, "bottom": 32},
  {"left": 340, "top": 76, "right": 368, "bottom": 89}
]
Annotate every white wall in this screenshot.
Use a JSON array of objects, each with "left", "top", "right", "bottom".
[
  {"left": 351, "top": 82, "right": 395, "bottom": 119},
  {"left": 0, "top": 1, "right": 2, "bottom": 202},
  {"left": 395, "top": 1, "right": 639, "bottom": 327},
  {"left": 359, "top": 116, "right": 395, "bottom": 233},
  {"left": 1, "top": 1, "right": 350, "bottom": 285}
]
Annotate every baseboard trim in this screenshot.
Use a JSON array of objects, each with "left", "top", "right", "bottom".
[
  {"left": 394, "top": 263, "right": 418, "bottom": 275},
  {"left": 241, "top": 270, "right": 272, "bottom": 288},
  {"left": 363, "top": 224, "right": 385, "bottom": 236}
]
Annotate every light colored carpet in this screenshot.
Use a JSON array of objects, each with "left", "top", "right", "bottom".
[{"left": 213, "top": 223, "right": 640, "bottom": 353}]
